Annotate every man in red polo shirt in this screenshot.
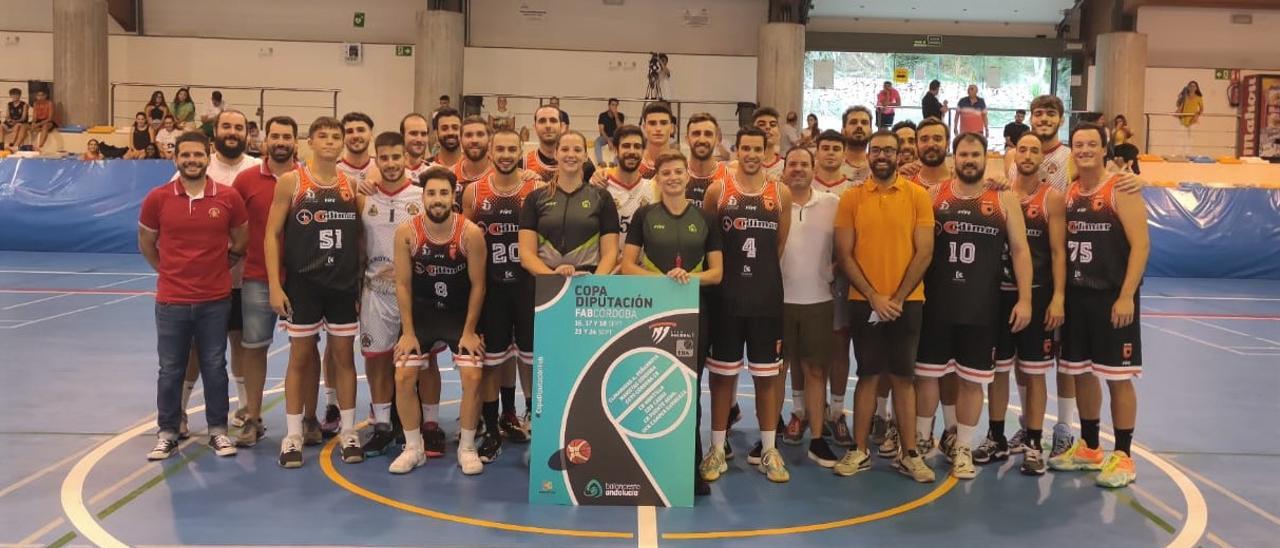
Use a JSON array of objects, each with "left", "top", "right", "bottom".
[{"left": 138, "top": 131, "right": 249, "bottom": 461}]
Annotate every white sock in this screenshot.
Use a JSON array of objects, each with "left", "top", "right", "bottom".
[
  {"left": 286, "top": 413, "right": 303, "bottom": 439},
  {"left": 942, "top": 405, "right": 957, "bottom": 430},
  {"left": 711, "top": 430, "right": 726, "bottom": 449},
  {"left": 829, "top": 393, "right": 846, "bottom": 421},
  {"left": 325, "top": 387, "right": 338, "bottom": 408},
  {"left": 1016, "top": 383, "right": 1028, "bottom": 426},
  {"left": 372, "top": 402, "right": 392, "bottom": 425},
  {"left": 792, "top": 389, "right": 805, "bottom": 418},
  {"left": 460, "top": 428, "right": 477, "bottom": 450},
  {"left": 234, "top": 376, "right": 247, "bottom": 410},
  {"left": 876, "top": 396, "right": 890, "bottom": 419},
  {"left": 916, "top": 416, "right": 933, "bottom": 442},
  {"left": 181, "top": 381, "right": 196, "bottom": 410},
  {"left": 403, "top": 428, "right": 423, "bottom": 449},
  {"left": 760, "top": 430, "right": 776, "bottom": 450},
  {"left": 423, "top": 404, "right": 439, "bottom": 425},
  {"left": 956, "top": 423, "right": 977, "bottom": 449},
  {"left": 1058, "top": 397, "right": 1077, "bottom": 428},
  {"left": 339, "top": 408, "right": 355, "bottom": 433}
]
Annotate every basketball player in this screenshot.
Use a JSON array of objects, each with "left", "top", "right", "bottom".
[
  {"left": 751, "top": 107, "right": 786, "bottom": 181},
  {"left": 389, "top": 167, "right": 488, "bottom": 475},
  {"left": 525, "top": 105, "right": 597, "bottom": 182},
  {"left": 893, "top": 120, "right": 918, "bottom": 166},
  {"left": 339, "top": 111, "right": 378, "bottom": 194},
  {"left": 913, "top": 118, "right": 951, "bottom": 190},
  {"left": 357, "top": 132, "right": 425, "bottom": 458},
  {"left": 972, "top": 131, "right": 1065, "bottom": 475},
  {"left": 621, "top": 150, "right": 724, "bottom": 497},
  {"left": 683, "top": 112, "right": 730, "bottom": 209},
  {"left": 840, "top": 106, "right": 873, "bottom": 183},
  {"left": 265, "top": 116, "right": 365, "bottom": 468},
  {"left": 638, "top": 102, "right": 676, "bottom": 178},
  {"left": 914, "top": 132, "right": 1032, "bottom": 480},
  {"left": 1048, "top": 123, "right": 1148, "bottom": 489},
  {"left": 604, "top": 124, "right": 655, "bottom": 247},
  {"left": 701, "top": 126, "right": 793, "bottom": 483},
  {"left": 453, "top": 116, "right": 494, "bottom": 196},
  {"left": 430, "top": 107, "right": 464, "bottom": 168},
  {"left": 401, "top": 113, "right": 433, "bottom": 185},
  {"left": 461, "top": 129, "right": 545, "bottom": 447}
]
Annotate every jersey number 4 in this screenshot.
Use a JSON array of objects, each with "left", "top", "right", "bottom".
[
  {"left": 491, "top": 243, "right": 521, "bottom": 264},
  {"left": 1067, "top": 241, "right": 1093, "bottom": 263},
  {"left": 741, "top": 237, "right": 756, "bottom": 259},
  {"left": 319, "top": 229, "right": 344, "bottom": 250}
]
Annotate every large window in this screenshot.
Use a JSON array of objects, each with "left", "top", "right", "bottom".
[{"left": 805, "top": 51, "right": 1072, "bottom": 149}]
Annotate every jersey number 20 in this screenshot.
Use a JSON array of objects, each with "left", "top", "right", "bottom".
[{"left": 491, "top": 243, "right": 521, "bottom": 264}]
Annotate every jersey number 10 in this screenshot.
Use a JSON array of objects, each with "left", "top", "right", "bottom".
[{"left": 948, "top": 241, "right": 976, "bottom": 264}]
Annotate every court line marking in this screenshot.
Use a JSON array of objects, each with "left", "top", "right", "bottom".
[
  {"left": 0, "top": 269, "right": 156, "bottom": 276},
  {"left": 2, "top": 294, "right": 144, "bottom": 329},
  {"left": 1144, "top": 313, "right": 1280, "bottom": 321},
  {"left": 637, "top": 506, "right": 658, "bottom": 548},
  {"left": 1130, "top": 485, "right": 1232, "bottom": 548},
  {"left": 0, "top": 441, "right": 101, "bottom": 500},
  {"left": 1142, "top": 322, "right": 1247, "bottom": 356},
  {"left": 2, "top": 275, "right": 153, "bottom": 310},
  {"left": 1145, "top": 295, "right": 1280, "bottom": 302},
  {"left": 1182, "top": 318, "right": 1280, "bottom": 346},
  {"left": 1164, "top": 457, "right": 1280, "bottom": 528}
]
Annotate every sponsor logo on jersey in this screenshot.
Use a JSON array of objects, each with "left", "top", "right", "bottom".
[
  {"left": 416, "top": 262, "right": 465, "bottom": 276},
  {"left": 940, "top": 220, "right": 1000, "bottom": 236},
  {"left": 295, "top": 209, "right": 357, "bottom": 225},
  {"left": 485, "top": 222, "right": 519, "bottom": 236},
  {"left": 1066, "top": 220, "right": 1111, "bottom": 234},
  {"left": 722, "top": 217, "right": 778, "bottom": 232}
]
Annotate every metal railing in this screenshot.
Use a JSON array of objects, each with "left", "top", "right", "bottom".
[
  {"left": 1143, "top": 112, "right": 1240, "bottom": 158},
  {"left": 463, "top": 93, "right": 750, "bottom": 145},
  {"left": 109, "top": 82, "right": 340, "bottom": 132}
]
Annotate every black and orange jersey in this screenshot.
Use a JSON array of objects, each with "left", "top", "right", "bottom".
[
  {"left": 926, "top": 179, "right": 1007, "bottom": 325},
  {"left": 523, "top": 149, "right": 555, "bottom": 182},
  {"left": 1001, "top": 182, "right": 1052, "bottom": 290},
  {"left": 452, "top": 160, "right": 493, "bottom": 208},
  {"left": 409, "top": 213, "right": 471, "bottom": 312},
  {"left": 471, "top": 174, "right": 539, "bottom": 285},
  {"left": 284, "top": 167, "right": 362, "bottom": 291},
  {"left": 638, "top": 158, "right": 657, "bottom": 180},
  {"left": 1066, "top": 176, "right": 1131, "bottom": 290},
  {"left": 717, "top": 174, "right": 783, "bottom": 317},
  {"left": 687, "top": 161, "right": 730, "bottom": 210}
]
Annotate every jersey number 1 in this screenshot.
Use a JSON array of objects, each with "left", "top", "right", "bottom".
[{"left": 319, "top": 229, "right": 343, "bottom": 250}]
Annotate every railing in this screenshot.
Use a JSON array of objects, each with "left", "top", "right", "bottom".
[
  {"left": 463, "top": 93, "right": 751, "bottom": 145},
  {"left": 1143, "top": 112, "right": 1240, "bottom": 158},
  {"left": 109, "top": 82, "right": 340, "bottom": 132}
]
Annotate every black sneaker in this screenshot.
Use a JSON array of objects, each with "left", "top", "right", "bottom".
[
  {"left": 500, "top": 411, "right": 529, "bottom": 443},
  {"left": 362, "top": 423, "right": 396, "bottom": 457},
  {"left": 423, "top": 421, "right": 446, "bottom": 458},
  {"left": 746, "top": 441, "right": 764, "bottom": 465},
  {"left": 727, "top": 403, "right": 741, "bottom": 428},
  {"left": 724, "top": 438, "right": 735, "bottom": 461},
  {"left": 147, "top": 438, "right": 178, "bottom": 461},
  {"left": 694, "top": 478, "right": 711, "bottom": 497},
  {"left": 339, "top": 432, "right": 364, "bottom": 464},
  {"left": 972, "top": 434, "right": 1010, "bottom": 464},
  {"left": 278, "top": 436, "right": 303, "bottom": 468},
  {"left": 320, "top": 404, "right": 341, "bottom": 438},
  {"left": 807, "top": 438, "right": 838, "bottom": 468},
  {"left": 478, "top": 432, "right": 503, "bottom": 464}
]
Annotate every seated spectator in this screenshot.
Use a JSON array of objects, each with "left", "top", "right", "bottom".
[
  {"left": 3, "top": 87, "right": 30, "bottom": 151},
  {"left": 143, "top": 143, "right": 161, "bottom": 159},
  {"left": 172, "top": 87, "right": 196, "bottom": 130},
  {"left": 146, "top": 91, "right": 171, "bottom": 131},
  {"left": 124, "top": 112, "right": 154, "bottom": 159},
  {"left": 154, "top": 115, "right": 180, "bottom": 159},
  {"left": 199, "top": 90, "right": 226, "bottom": 136},
  {"left": 246, "top": 120, "right": 262, "bottom": 157},
  {"left": 30, "top": 89, "right": 57, "bottom": 151},
  {"left": 81, "top": 138, "right": 104, "bottom": 161}
]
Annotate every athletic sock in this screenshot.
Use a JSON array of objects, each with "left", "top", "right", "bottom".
[
  {"left": 989, "top": 420, "right": 1006, "bottom": 441},
  {"left": 1115, "top": 428, "right": 1134, "bottom": 455},
  {"left": 1057, "top": 396, "right": 1077, "bottom": 428},
  {"left": 500, "top": 386, "right": 516, "bottom": 415},
  {"left": 956, "top": 423, "right": 976, "bottom": 449},
  {"left": 829, "top": 393, "right": 846, "bottom": 421},
  {"left": 459, "top": 428, "right": 476, "bottom": 450},
  {"left": 875, "top": 396, "right": 890, "bottom": 420},
  {"left": 233, "top": 377, "right": 247, "bottom": 410},
  {"left": 916, "top": 416, "right": 933, "bottom": 443},
  {"left": 760, "top": 430, "right": 776, "bottom": 450},
  {"left": 422, "top": 404, "right": 439, "bottom": 425},
  {"left": 339, "top": 408, "right": 355, "bottom": 433},
  {"left": 792, "top": 389, "right": 805, "bottom": 418},
  {"left": 1027, "top": 429, "right": 1043, "bottom": 450},
  {"left": 286, "top": 413, "right": 303, "bottom": 439},
  {"left": 482, "top": 400, "right": 500, "bottom": 435},
  {"left": 181, "top": 381, "right": 196, "bottom": 411},
  {"left": 403, "top": 428, "right": 423, "bottom": 449},
  {"left": 324, "top": 387, "right": 338, "bottom": 408},
  {"left": 942, "top": 405, "right": 957, "bottom": 430},
  {"left": 372, "top": 402, "right": 391, "bottom": 425},
  {"left": 711, "top": 430, "right": 726, "bottom": 449},
  {"left": 1015, "top": 383, "right": 1028, "bottom": 425},
  {"left": 1081, "top": 419, "right": 1101, "bottom": 449}
]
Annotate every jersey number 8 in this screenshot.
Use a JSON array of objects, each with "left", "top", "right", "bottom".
[{"left": 434, "top": 281, "right": 448, "bottom": 298}]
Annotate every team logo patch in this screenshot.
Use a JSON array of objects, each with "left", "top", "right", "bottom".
[
  {"left": 1026, "top": 204, "right": 1041, "bottom": 219},
  {"left": 295, "top": 209, "right": 313, "bottom": 225},
  {"left": 408, "top": 203, "right": 421, "bottom": 216},
  {"left": 581, "top": 199, "right": 591, "bottom": 209},
  {"left": 481, "top": 199, "right": 492, "bottom": 211},
  {"left": 1122, "top": 343, "right": 1133, "bottom": 359},
  {"left": 361, "top": 334, "right": 372, "bottom": 348},
  {"left": 980, "top": 200, "right": 996, "bottom": 216},
  {"left": 1092, "top": 196, "right": 1107, "bottom": 211},
  {"left": 1043, "top": 339, "right": 1054, "bottom": 355},
  {"left": 763, "top": 197, "right": 776, "bottom": 211},
  {"left": 938, "top": 201, "right": 950, "bottom": 211},
  {"left": 368, "top": 204, "right": 379, "bottom": 217},
  {"left": 207, "top": 208, "right": 221, "bottom": 218}
]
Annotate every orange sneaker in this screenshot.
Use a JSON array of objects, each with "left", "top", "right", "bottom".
[
  {"left": 1048, "top": 440, "right": 1104, "bottom": 471},
  {"left": 1096, "top": 451, "right": 1137, "bottom": 488}
]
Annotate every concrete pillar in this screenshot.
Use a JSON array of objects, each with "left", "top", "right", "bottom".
[
  {"left": 414, "top": 9, "right": 464, "bottom": 117},
  {"left": 757, "top": 23, "right": 805, "bottom": 121},
  {"left": 53, "top": 0, "right": 109, "bottom": 126},
  {"left": 1093, "top": 32, "right": 1147, "bottom": 150}
]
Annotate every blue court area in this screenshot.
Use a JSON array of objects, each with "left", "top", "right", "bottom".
[{"left": 0, "top": 251, "right": 1277, "bottom": 547}]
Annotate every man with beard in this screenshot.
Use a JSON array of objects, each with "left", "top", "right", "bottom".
[
  {"left": 972, "top": 132, "right": 1065, "bottom": 475},
  {"left": 231, "top": 116, "right": 300, "bottom": 447},
  {"left": 266, "top": 116, "right": 365, "bottom": 469},
  {"left": 139, "top": 131, "right": 249, "bottom": 461},
  {"left": 914, "top": 132, "right": 1033, "bottom": 480},
  {"left": 701, "top": 127, "right": 793, "bottom": 484},
  {"left": 832, "top": 129, "right": 935, "bottom": 483},
  {"left": 401, "top": 113, "right": 432, "bottom": 185},
  {"left": 357, "top": 132, "right": 426, "bottom": 459},
  {"left": 604, "top": 125, "right": 654, "bottom": 246},
  {"left": 339, "top": 112, "right": 377, "bottom": 190},
  {"left": 682, "top": 113, "right": 729, "bottom": 209},
  {"left": 524, "top": 105, "right": 597, "bottom": 182},
  {"left": 429, "top": 107, "right": 464, "bottom": 169},
  {"left": 751, "top": 107, "right": 786, "bottom": 181},
  {"left": 390, "top": 167, "right": 488, "bottom": 475},
  {"left": 452, "top": 116, "right": 494, "bottom": 198},
  {"left": 462, "top": 129, "right": 545, "bottom": 455},
  {"left": 174, "top": 109, "right": 261, "bottom": 441},
  {"left": 893, "top": 120, "right": 918, "bottom": 166},
  {"left": 839, "top": 106, "right": 873, "bottom": 184},
  {"left": 913, "top": 118, "right": 951, "bottom": 190}
]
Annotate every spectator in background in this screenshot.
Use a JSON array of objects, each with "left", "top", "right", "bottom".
[
  {"left": 596, "top": 98, "right": 625, "bottom": 166},
  {"left": 143, "top": 143, "right": 162, "bottom": 159},
  {"left": 801, "top": 113, "right": 820, "bottom": 148},
  {"left": 155, "top": 115, "right": 180, "bottom": 159},
  {"left": 1003, "top": 109, "right": 1029, "bottom": 147},
  {"left": 1176, "top": 81, "right": 1203, "bottom": 128},
  {"left": 1112, "top": 114, "right": 1140, "bottom": 174},
  {"left": 29, "top": 89, "right": 56, "bottom": 151},
  {"left": 81, "top": 139, "right": 103, "bottom": 161},
  {"left": 126, "top": 112, "right": 155, "bottom": 159},
  {"left": 3, "top": 88, "right": 28, "bottom": 152},
  {"left": 781, "top": 111, "right": 803, "bottom": 152},
  {"left": 147, "top": 91, "right": 171, "bottom": 131},
  {"left": 172, "top": 87, "right": 196, "bottom": 130},
  {"left": 488, "top": 95, "right": 516, "bottom": 132},
  {"left": 956, "top": 84, "right": 988, "bottom": 138},
  {"left": 656, "top": 54, "right": 674, "bottom": 100},
  {"left": 200, "top": 90, "right": 226, "bottom": 137},
  {"left": 246, "top": 121, "right": 262, "bottom": 157},
  {"left": 876, "top": 81, "right": 901, "bottom": 128},
  {"left": 549, "top": 96, "right": 570, "bottom": 126},
  {"left": 922, "top": 79, "right": 948, "bottom": 123}
]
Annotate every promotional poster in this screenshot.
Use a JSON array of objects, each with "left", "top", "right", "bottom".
[{"left": 528, "top": 275, "right": 699, "bottom": 507}]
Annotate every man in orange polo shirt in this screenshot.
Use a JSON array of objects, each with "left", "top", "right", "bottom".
[
  {"left": 138, "top": 131, "right": 249, "bottom": 461},
  {"left": 832, "top": 129, "right": 935, "bottom": 483}
]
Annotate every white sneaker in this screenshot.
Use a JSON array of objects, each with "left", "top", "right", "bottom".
[
  {"left": 952, "top": 445, "right": 977, "bottom": 479},
  {"left": 209, "top": 433, "right": 238, "bottom": 457},
  {"left": 340, "top": 431, "right": 364, "bottom": 464},
  {"left": 389, "top": 447, "right": 426, "bottom": 474},
  {"left": 458, "top": 447, "right": 484, "bottom": 475}
]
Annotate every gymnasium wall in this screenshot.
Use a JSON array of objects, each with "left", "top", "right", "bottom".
[{"left": 1136, "top": 6, "right": 1280, "bottom": 70}]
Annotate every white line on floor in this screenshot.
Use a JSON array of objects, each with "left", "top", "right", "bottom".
[
  {"left": 3, "top": 274, "right": 152, "bottom": 311},
  {"left": 1142, "top": 322, "right": 1245, "bottom": 355},
  {"left": 0, "top": 270, "right": 156, "bottom": 276},
  {"left": 1182, "top": 318, "right": 1280, "bottom": 346},
  {"left": 0, "top": 442, "right": 100, "bottom": 500},
  {"left": 637, "top": 505, "right": 658, "bottom": 548},
  {"left": 1164, "top": 457, "right": 1280, "bottom": 528},
  {"left": 1145, "top": 295, "right": 1280, "bottom": 302},
  {"left": 1130, "top": 485, "right": 1232, "bottom": 548},
  {"left": 1, "top": 294, "right": 143, "bottom": 329}
]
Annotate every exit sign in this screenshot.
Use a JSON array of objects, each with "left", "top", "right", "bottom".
[
  {"left": 396, "top": 45, "right": 413, "bottom": 57},
  {"left": 353, "top": 12, "right": 366, "bottom": 28},
  {"left": 1215, "top": 69, "right": 1238, "bottom": 80}
]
